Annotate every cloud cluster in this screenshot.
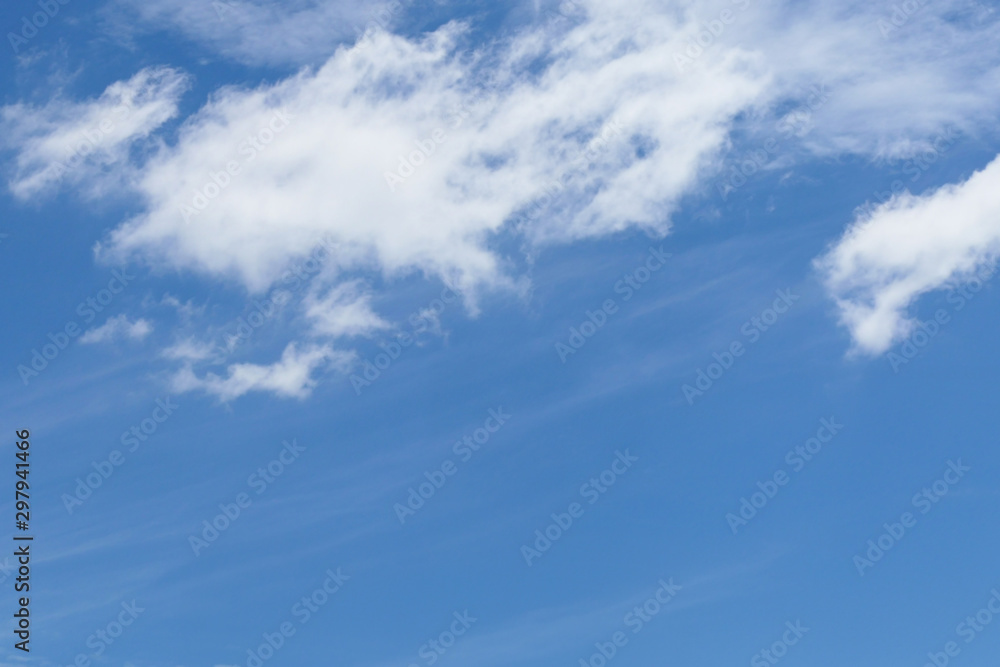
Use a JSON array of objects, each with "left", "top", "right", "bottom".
[
  {"left": 109, "top": 0, "right": 378, "bottom": 66},
  {"left": 101, "top": 2, "right": 769, "bottom": 296},
  {"left": 0, "top": 67, "right": 188, "bottom": 198},
  {"left": 5, "top": 0, "right": 1000, "bottom": 396},
  {"left": 721, "top": 0, "right": 1000, "bottom": 158},
  {"left": 171, "top": 343, "right": 350, "bottom": 400},
  {"left": 817, "top": 155, "right": 1000, "bottom": 354},
  {"left": 304, "top": 281, "right": 390, "bottom": 339},
  {"left": 80, "top": 314, "right": 154, "bottom": 344},
  {"left": 100, "top": 1, "right": 773, "bottom": 399}
]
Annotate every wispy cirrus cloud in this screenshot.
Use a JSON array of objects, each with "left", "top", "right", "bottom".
[
  {"left": 0, "top": 66, "right": 189, "bottom": 198},
  {"left": 80, "top": 314, "right": 154, "bottom": 344},
  {"left": 170, "top": 343, "right": 351, "bottom": 401},
  {"left": 106, "top": 0, "right": 379, "bottom": 67}
]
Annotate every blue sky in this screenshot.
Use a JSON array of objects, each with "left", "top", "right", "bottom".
[{"left": 1, "top": 1, "right": 1000, "bottom": 666}]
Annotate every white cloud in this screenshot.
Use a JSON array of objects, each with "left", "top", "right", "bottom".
[
  {"left": 90, "top": 0, "right": 1000, "bottom": 299},
  {"left": 80, "top": 314, "right": 154, "bottom": 344},
  {"left": 162, "top": 338, "right": 216, "bottom": 361},
  {"left": 718, "top": 0, "right": 1000, "bottom": 158},
  {"left": 8, "top": 0, "right": 1000, "bottom": 393},
  {"left": 170, "top": 343, "right": 349, "bottom": 400},
  {"left": 99, "top": 3, "right": 769, "bottom": 301},
  {"left": 108, "top": 0, "right": 378, "bottom": 66},
  {"left": 102, "top": 0, "right": 1000, "bottom": 158},
  {"left": 0, "top": 67, "right": 189, "bottom": 198},
  {"left": 817, "top": 154, "right": 1000, "bottom": 354},
  {"left": 304, "top": 280, "right": 390, "bottom": 338},
  {"left": 159, "top": 293, "right": 205, "bottom": 321}
]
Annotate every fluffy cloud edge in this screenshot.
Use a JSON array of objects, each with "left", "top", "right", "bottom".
[
  {"left": 170, "top": 343, "right": 352, "bottom": 401},
  {"left": 817, "top": 153, "right": 1000, "bottom": 354},
  {"left": 0, "top": 66, "right": 189, "bottom": 198},
  {"left": 80, "top": 314, "right": 154, "bottom": 344}
]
